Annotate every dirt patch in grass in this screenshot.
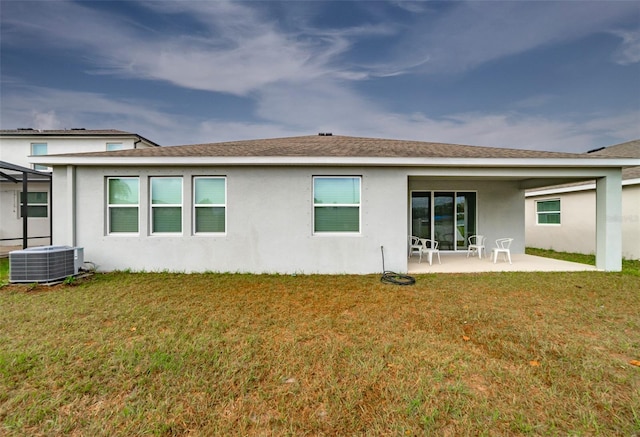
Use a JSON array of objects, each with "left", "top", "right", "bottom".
[{"left": 1, "top": 270, "right": 639, "bottom": 435}]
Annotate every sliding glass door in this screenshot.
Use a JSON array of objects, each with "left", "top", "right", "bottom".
[
  {"left": 434, "top": 192, "right": 454, "bottom": 249},
  {"left": 411, "top": 192, "right": 431, "bottom": 239},
  {"left": 456, "top": 192, "right": 476, "bottom": 250},
  {"left": 411, "top": 191, "right": 477, "bottom": 251}
]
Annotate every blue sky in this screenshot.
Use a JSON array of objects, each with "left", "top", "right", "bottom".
[{"left": 1, "top": 0, "right": 639, "bottom": 152}]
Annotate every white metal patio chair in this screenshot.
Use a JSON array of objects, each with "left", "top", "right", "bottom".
[
  {"left": 419, "top": 238, "right": 441, "bottom": 266},
  {"left": 466, "top": 235, "right": 486, "bottom": 259},
  {"left": 409, "top": 236, "right": 423, "bottom": 262},
  {"left": 491, "top": 238, "right": 514, "bottom": 264}
]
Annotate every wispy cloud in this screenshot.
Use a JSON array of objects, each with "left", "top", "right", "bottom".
[
  {"left": 396, "top": 1, "right": 640, "bottom": 74},
  {"left": 1, "top": 1, "right": 638, "bottom": 152},
  {"left": 0, "top": 82, "right": 182, "bottom": 141},
  {"left": 248, "top": 80, "right": 639, "bottom": 152},
  {"left": 3, "top": 0, "right": 637, "bottom": 90},
  {"left": 1, "top": 0, "right": 369, "bottom": 95},
  {"left": 512, "top": 95, "right": 556, "bottom": 110},
  {"left": 391, "top": 1, "right": 432, "bottom": 15},
  {"left": 2, "top": 80, "right": 637, "bottom": 152},
  {"left": 611, "top": 29, "right": 640, "bottom": 65}
]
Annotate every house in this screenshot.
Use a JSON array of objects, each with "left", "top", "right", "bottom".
[
  {"left": 0, "top": 129, "right": 159, "bottom": 248},
  {"left": 30, "top": 134, "right": 637, "bottom": 274},
  {"left": 525, "top": 139, "right": 640, "bottom": 260}
]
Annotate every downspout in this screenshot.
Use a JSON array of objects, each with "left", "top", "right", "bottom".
[
  {"left": 21, "top": 172, "right": 28, "bottom": 249},
  {"left": 134, "top": 138, "right": 141, "bottom": 149},
  {"left": 49, "top": 174, "right": 53, "bottom": 246}
]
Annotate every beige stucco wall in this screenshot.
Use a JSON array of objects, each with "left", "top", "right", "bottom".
[
  {"left": 621, "top": 185, "right": 640, "bottom": 259},
  {"left": 54, "top": 165, "right": 410, "bottom": 274},
  {"left": 0, "top": 136, "right": 152, "bottom": 169},
  {"left": 526, "top": 184, "right": 639, "bottom": 259},
  {"left": 50, "top": 165, "right": 527, "bottom": 274}
]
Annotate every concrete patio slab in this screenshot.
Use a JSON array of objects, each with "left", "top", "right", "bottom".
[{"left": 408, "top": 252, "right": 598, "bottom": 274}]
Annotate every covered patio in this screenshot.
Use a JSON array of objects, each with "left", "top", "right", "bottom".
[
  {"left": 408, "top": 252, "right": 597, "bottom": 274},
  {"left": 407, "top": 163, "right": 625, "bottom": 272}
]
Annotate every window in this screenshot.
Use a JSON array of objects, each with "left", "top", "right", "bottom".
[
  {"left": 31, "top": 143, "right": 48, "bottom": 171},
  {"left": 107, "top": 178, "right": 139, "bottom": 233},
  {"left": 106, "top": 142, "right": 124, "bottom": 151},
  {"left": 194, "top": 177, "right": 226, "bottom": 234},
  {"left": 313, "top": 176, "right": 361, "bottom": 233},
  {"left": 151, "top": 177, "right": 182, "bottom": 233},
  {"left": 19, "top": 192, "right": 48, "bottom": 218},
  {"left": 536, "top": 199, "right": 561, "bottom": 225}
]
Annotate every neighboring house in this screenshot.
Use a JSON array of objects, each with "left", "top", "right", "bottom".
[
  {"left": 0, "top": 129, "right": 160, "bottom": 248},
  {"left": 526, "top": 139, "right": 640, "bottom": 260},
  {"left": 31, "top": 134, "right": 636, "bottom": 273}
]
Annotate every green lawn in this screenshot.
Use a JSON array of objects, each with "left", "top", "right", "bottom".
[
  {"left": 1, "top": 257, "right": 639, "bottom": 435},
  {"left": 0, "top": 259, "right": 8, "bottom": 286},
  {"left": 526, "top": 247, "right": 640, "bottom": 276},
  {"left": 525, "top": 247, "right": 597, "bottom": 266}
]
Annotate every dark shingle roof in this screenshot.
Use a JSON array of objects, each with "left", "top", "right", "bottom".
[
  {"left": 624, "top": 166, "right": 640, "bottom": 180},
  {"left": 588, "top": 139, "right": 640, "bottom": 180},
  {"left": 49, "top": 135, "right": 590, "bottom": 159},
  {"left": 527, "top": 139, "right": 640, "bottom": 193},
  {"left": 587, "top": 139, "right": 640, "bottom": 158}
]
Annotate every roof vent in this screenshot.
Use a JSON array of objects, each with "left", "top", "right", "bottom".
[
  {"left": 71, "top": 128, "right": 86, "bottom": 130},
  {"left": 586, "top": 146, "right": 605, "bottom": 154},
  {"left": 17, "top": 128, "right": 35, "bottom": 131},
  {"left": 318, "top": 132, "right": 333, "bottom": 136}
]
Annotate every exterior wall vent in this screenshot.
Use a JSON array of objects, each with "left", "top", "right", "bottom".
[{"left": 9, "top": 246, "right": 84, "bottom": 283}]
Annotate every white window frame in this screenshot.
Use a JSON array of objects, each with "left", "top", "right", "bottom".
[
  {"left": 536, "top": 198, "right": 561, "bottom": 226},
  {"left": 312, "top": 176, "right": 361, "bottom": 235},
  {"left": 150, "top": 176, "right": 183, "bottom": 235},
  {"left": 106, "top": 142, "right": 124, "bottom": 151},
  {"left": 107, "top": 177, "right": 140, "bottom": 235},
  {"left": 410, "top": 190, "right": 478, "bottom": 251},
  {"left": 18, "top": 191, "right": 49, "bottom": 218},
  {"left": 31, "top": 143, "right": 49, "bottom": 171},
  {"left": 193, "top": 176, "right": 227, "bottom": 235}
]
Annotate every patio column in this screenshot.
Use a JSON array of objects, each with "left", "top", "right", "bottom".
[
  {"left": 595, "top": 171, "right": 622, "bottom": 271},
  {"left": 66, "top": 165, "right": 77, "bottom": 247},
  {"left": 52, "top": 165, "right": 76, "bottom": 247}
]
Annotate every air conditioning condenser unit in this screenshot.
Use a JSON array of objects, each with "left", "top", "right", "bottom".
[{"left": 9, "top": 246, "right": 84, "bottom": 283}]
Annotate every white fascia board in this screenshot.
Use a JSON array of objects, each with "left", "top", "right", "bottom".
[
  {"left": 3, "top": 134, "right": 138, "bottom": 141},
  {"left": 526, "top": 177, "right": 640, "bottom": 197},
  {"left": 526, "top": 184, "right": 596, "bottom": 197},
  {"left": 29, "top": 155, "right": 640, "bottom": 168},
  {"left": 623, "top": 178, "right": 640, "bottom": 186}
]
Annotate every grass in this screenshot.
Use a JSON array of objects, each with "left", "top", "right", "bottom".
[
  {"left": 0, "top": 259, "right": 8, "bottom": 287},
  {"left": 526, "top": 247, "right": 597, "bottom": 266},
  {"left": 0, "top": 257, "right": 639, "bottom": 435},
  {"left": 527, "top": 247, "right": 640, "bottom": 276}
]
